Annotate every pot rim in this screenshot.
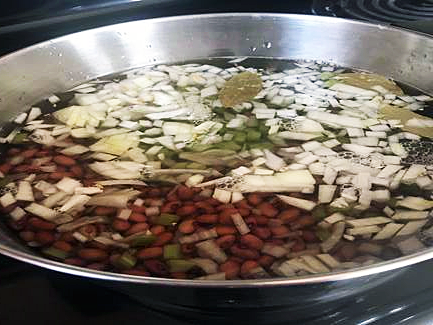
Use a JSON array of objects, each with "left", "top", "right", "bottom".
[{"left": 0, "top": 12, "right": 432, "bottom": 287}]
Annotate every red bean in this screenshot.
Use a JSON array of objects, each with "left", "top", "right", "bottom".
[
  {"left": 35, "top": 231, "right": 55, "bottom": 245},
  {"left": 130, "top": 205, "right": 147, "bottom": 213},
  {"left": 291, "top": 215, "right": 315, "bottom": 230},
  {"left": 87, "top": 263, "right": 107, "bottom": 271},
  {"left": 195, "top": 201, "right": 214, "bottom": 214},
  {"left": 0, "top": 163, "right": 11, "bottom": 174},
  {"left": 177, "top": 186, "right": 194, "bottom": 200},
  {"left": 178, "top": 219, "right": 196, "bottom": 234},
  {"left": 129, "top": 212, "right": 147, "bottom": 223},
  {"left": 257, "top": 202, "right": 279, "bottom": 217},
  {"left": 21, "top": 148, "right": 38, "bottom": 159},
  {"left": 204, "top": 198, "right": 220, "bottom": 206},
  {"left": 150, "top": 225, "right": 165, "bottom": 235},
  {"left": 79, "top": 225, "right": 97, "bottom": 238},
  {"left": 64, "top": 258, "right": 86, "bottom": 267},
  {"left": 258, "top": 255, "right": 275, "bottom": 268},
  {"left": 53, "top": 155, "right": 76, "bottom": 166},
  {"left": 151, "top": 232, "right": 173, "bottom": 246},
  {"left": 137, "top": 247, "right": 163, "bottom": 259},
  {"left": 125, "top": 222, "right": 149, "bottom": 236},
  {"left": 252, "top": 227, "right": 271, "bottom": 240},
  {"left": 230, "top": 245, "right": 260, "bottom": 259},
  {"left": 215, "top": 235, "right": 236, "bottom": 249},
  {"left": 112, "top": 219, "right": 131, "bottom": 232},
  {"left": 144, "top": 259, "right": 169, "bottom": 277},
  {"left": 176, "top": 205, "right": 197, "bottom": 217},
  {"left": 28, "top": 217, "right": 56, "bottom": 230},
  {"left": 78, "top": 248, "right": 108, "bottom": 262},
  {"left": 181, "top": 243, "right": 195, "bottom": 255},
  {"left": 241, "top": 234, "right": 264, "bottom": 250},
  {"left": 291, "top": 239, "right": 306, "bottom": 252},
  {"left": 122, "top": 269, "right": 150, "bottom": 276},
  {"left": 216, "top": 225, "right": 237, "bottom": 236},
  {"left": 196, "top": 214, "right": 218, "bottom": 224},
  {"left": 238, "top": 208, "right": 251, "bottom": 217},
  {"left": 240, "top": 260, "right": 259, "bottom": 276},
  {"left": 302, "top": 230, "right": 318, "bottom": 242},
  {"left": 278, "top": 207, "right": 301, "bottom": 223},
  {"left": 160, "top": 201, "right": 181, "bottom": 213},
  {"left": 218, "top": 208, "right": 238, "bottom": 224},
  {"left": 59, "top": 232, "right": 76, "bottom": 243},
  {"left": 95, "top": 206, "right": 117, "bottom": 216},
  {"left": 247, "top": 193, "right": 263, "bottom": 206},
  {"left": 270, "top": 225, "right": 290, "bottom": 237},
  {"left": 171, "top": 272, "right": 187, "bottom": 279},
  {"left": 19, "top": 230, "right": 35, "bottom": 242},
  {"left": 70, "top": 165, "right": 83, "bottom": 177},
  {"left": 53, "top": 240, "right": 73, "bottom": 252},
  {"left": 219, "top": 260, "right": 240, "bottom": 279}
]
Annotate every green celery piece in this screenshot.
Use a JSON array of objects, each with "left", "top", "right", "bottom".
[
  {"left": 11, "top": 132, "right": 28, "bottom": 144},
  {"left": 155, "top": 213, "right": 180, "bottom": 226},
  {"left": 115, "top": 252, "right": 137, "bottom": 269},
  {"left": 187, "top": 162, "right": 207, "bottom": 169},
  {"left": 172, "top": 162, "right": 190, "bottom": 169},
  {"left": 312, "top": 205, "right": 328, "bottom": 220},
  {"left": 246, "top": 129, "right": 261, "bottom": 142},
  {"left": 248, "top": 142, "right": 274, "bottom": 150},
  {"left": 189, "top": 144, "right": 214, "bottom": 152},
  {"left": 324, "top": 79, "right": 338, "bottom": 88},
  {"left": 163, "top": 244, "right": 183, "bottom": 260},
  {"left": 42, "top": 247, "right": 68, "bottom": 260},
  {"left": 336, "top": 136, "right": 350, "bottom": 144},
  {"left": 320, "top": 72, "right": 335, "bottom": 80},
  {"left": 315, "top": 228, "right": 331, "bottom": 241},
  {"left": 213, "top": 141, "right": 242, "bottom": 151},
  {"left": 167, "top": 259, "right": 195, "bottom": 272},
  {"left": 246, "top": 118, "right": 259, "bottom": 128},
  {"left": 130, "top": 234, "right": 157, "bottom": 247},
  {"left": 233, "top": 132, "right": 247, "bottom": 144}
]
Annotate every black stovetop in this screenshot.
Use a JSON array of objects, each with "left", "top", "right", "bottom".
[{"left": 1, "top": 1, "right": 433, "bottom": 324}]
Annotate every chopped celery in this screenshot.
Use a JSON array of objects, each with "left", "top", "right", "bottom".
[
  {"left": 163, "top": 244, "right": 183, "bottom": 259},
  {"left": 224, "top": 112, "right": 236, "bottom": 121},
  {"left": 189, "top": 144, "right": 213, "bottom": 152},
  {"left": 258, "top": 123, "right": 269, "bottom": 136},
  {"left": 11, "top": 132, "right": 28, "bottom": 144},
  {"left": 115, "top": 252, "right": 137, "bottom": 269},
  {"left": 320, "top": 72, "right": 335, "bottom": 80},
  {"left": 213, "top": 141, "right": 242, "bottom": 151},
  {"left": 42, "top": 247, "right": 68, "bottom": 260},
  {"left": 167, "top": 259, "right": 195, "bottom": 272},
  {"left": 324, "top": 79, "right": 338, "bottom": 88},
  {"left": 248, "top": 142, "right": 274, "bottom": 150},
  {"left": 172, "top": 162, "right": 190, "bottom": 169},
  {"left": 246, "top": 118, "right": 259, "bottom": 128},
  {"left": 233, "top": 132, "right": 247, "bottom": 144},
  {"left": 246, "top": 129, "right": 261, "bottom": 142},
  {"left": 160, "top": 148, "right": 177, "bottom": 160},
  {"left": 315, "top": 228, "right": 331, "bottom": 241},
  {"left": 312, "top": 205, "right": 328, "bottom": 220},
  {"left": 130, "top": 234, "right": 157, "bottom": 247},
  {"left": 187, "top": 162, "right": 206, "bottom": 169},
  {"left": 155, "top": 213, "right": 180, "bottom": 226}
]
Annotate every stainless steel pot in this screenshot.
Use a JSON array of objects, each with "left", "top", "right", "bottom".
[{"left": 1, "top": 13, "right": 433, "bottom": 312}]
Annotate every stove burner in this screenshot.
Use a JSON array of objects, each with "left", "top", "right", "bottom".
[{"left": 312, "top": 0, "right": 433, "bottom": 22}]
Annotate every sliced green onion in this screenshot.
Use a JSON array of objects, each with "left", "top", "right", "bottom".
[{"left": 246, "top": 129, "right": 261, "bottom": 142}]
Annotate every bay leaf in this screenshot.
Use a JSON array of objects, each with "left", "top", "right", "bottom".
[
  {"left": 334, "top": 72, "right": 403, "bottom": 95},
  {"left": 219, "top": 72, "right": 263, "bottom": 108},
  {"left": 379, "top": 104, "right": 433, "bottom": 139}
]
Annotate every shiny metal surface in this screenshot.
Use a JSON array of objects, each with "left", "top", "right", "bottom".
[{"left": 0, "top": 13, "right": 433, "bottom": 289}]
